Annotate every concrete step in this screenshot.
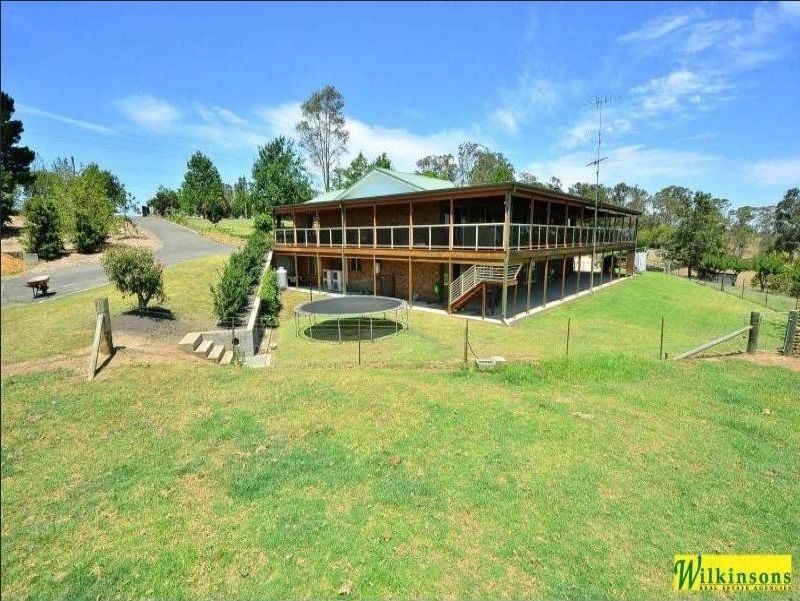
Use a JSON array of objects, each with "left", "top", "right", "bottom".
[
  {"left": 178, "top": 332, "right": 203, "bottom": 352},
  {"left": 194, "top": 339, "right": 214, "bottom": 357},
  {"left": 220, "top": 350, "right": 234, "bottom": 365},
  {"left": 207, "top": 344, "right": 225, "bottom": 362}
]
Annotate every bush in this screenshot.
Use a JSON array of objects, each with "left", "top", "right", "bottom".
[
  {"left": 211, "top": 258, "right": 250, "bottom": 322},
  {"left": 259, "top": 268, "right": 282, "bottom": 326},
  {"left": 73, "top": 209, "right": 109, "bottom": 253},
  {"left": 22, "top": 196, "right": 64, "bottom": 260},
  {"left": 254, "top": 212, "right": 273, "bottom": 234},
  {"left": 102, "top": 246, "right": 166, "bottom": 309},
  {"left": 210, "top": 230, "right": 272, "bottom": 323}
]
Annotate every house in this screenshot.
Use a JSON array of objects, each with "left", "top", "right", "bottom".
[{"left": 271, "top": 168, "right": 639, "bottom": 323}]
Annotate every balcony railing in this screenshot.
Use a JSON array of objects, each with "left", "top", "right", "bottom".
[{"left": 275, "top": 223, "right": 636, "bottom": 251}]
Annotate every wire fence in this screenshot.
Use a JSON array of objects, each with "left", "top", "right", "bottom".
[{"left": 693, "top": 275, "right": 799, "bottom": 313}]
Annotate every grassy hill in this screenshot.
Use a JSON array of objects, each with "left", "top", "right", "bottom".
[{"left": 2, "top": 268, "right": 798, "bottom": 599}]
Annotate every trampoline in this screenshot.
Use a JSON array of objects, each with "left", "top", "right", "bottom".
[{"left": 294, "top": 295, "right": 409, "bottom": 342}]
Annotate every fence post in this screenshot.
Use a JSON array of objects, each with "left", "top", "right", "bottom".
[
  {"left": 746, "top": 311, "right": 761, "bottom": 354},
  {"left": 741, "top": 280, "right": 745, "bottom": 299},
  {"left": 659, "top": 316, "right": 665, "bottom": 360},
  {"left": 566, "top": 317, "right": 571, "bottom": 357},
  {"left": 784, "top": 310, "right": 798, "bottom": 356}
]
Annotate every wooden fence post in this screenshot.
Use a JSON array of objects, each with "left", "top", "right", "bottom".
[
  {"left": 746, "top": 311, "right": 761, "bottom": 354},
  {"left": 783, "top": 310, "right": 798, "bottom": 356},
  {"left": 88, "top": 297, "right": 115, "bottom": 380}
]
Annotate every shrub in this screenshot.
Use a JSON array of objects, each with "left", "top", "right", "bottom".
[
  {"left": 259, "top": 268, "right": 282, "bottom": 326},
  {"left": 22, "top": 196, "right": 64, "bottom": 260},
  {"left": 73, "top": 209, "right": 109, "bottom": 253},
  {"left": 211, "top": 257, "right": 250, "bottom": 322},
  {"left": 254, "top": 212, "right": 273, "bottom": 234},
  {"left": 102, "top": 246, "right": 166, "bottom": 309},
  {"left": 210, "top": 230, "right": 272, "bottom": 323}
]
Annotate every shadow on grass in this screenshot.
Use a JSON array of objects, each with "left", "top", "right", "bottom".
[
  {"left": 300, "top": 318, "right": 405, "bottom": 342},
  {"left": 123, "top": 307, "right": 176, "bottom": 321}
]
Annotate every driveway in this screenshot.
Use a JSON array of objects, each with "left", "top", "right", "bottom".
[{"left": 1, "top": 217, "right": 235, "bottom": 304}]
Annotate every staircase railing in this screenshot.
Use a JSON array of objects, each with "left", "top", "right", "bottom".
[{"left": 449, "top": 264, "right": 521, "bottom": 306}]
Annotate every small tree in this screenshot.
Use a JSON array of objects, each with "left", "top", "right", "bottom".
[
  {"left": 1, "top": 91, "right": 36, "bottom": 227},
  {"left": 148, "top": 186, "right": 180, "bottom": 216},
  {"left": 102, "top": 246, "right": 166, "bottom": 309},
  {"left": 22, "top": 196, "right": 63, "bottom": 259},
  {"left": 73, "top": 208, "right": 108, "bottom": 253},
  {"left": 296, "top": 85, "right": 349, "bottom": 192},
  {"left": 750, "top": 252, "right": 786, "bottom": 291},
  {"left": 204, "top": 189, "right": 228, "bottom": 225},
  {"left": 254, "top": 212, "right": 273, "bottom": 234}
]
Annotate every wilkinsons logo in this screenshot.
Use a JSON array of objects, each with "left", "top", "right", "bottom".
[{"left": 674, "top": 554, "right": 792, "bottom": 592}]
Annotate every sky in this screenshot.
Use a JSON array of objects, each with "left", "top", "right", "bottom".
[{"left": 2, "top": 1, "right": 799, "bottom": 209}]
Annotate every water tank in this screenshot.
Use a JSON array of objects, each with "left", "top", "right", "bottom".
[{"left": 276, "top": 266, "right": 289, "bottom": 290}]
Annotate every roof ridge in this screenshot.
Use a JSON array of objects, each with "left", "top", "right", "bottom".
[{"left": 371, "top": 167, "right": 426, "bottom": 191}]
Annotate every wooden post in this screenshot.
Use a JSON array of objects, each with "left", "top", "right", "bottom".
[
  {"left": 783, "top": 310, "right": 798, "bottom": 356},
  {"left": 545, "top": 201, "right": 551, "bottom": 248},
  {"left": 566, "top": 317, "right": 571, "bottom": 357},
  {"left": 526, "top": 258, "right": 533, "bottom": 311},
  {"left": 449, "top": 197, "right": 454, "bottom": 250},
  {"left": 88, "top": 298, "right": 114, "bottom": 381},
  {"left": 340, "top": 205, "right": 347, "bottom": 294},
  {"left": 501, "top": 192, "right": 511, "bottom": 321},
  {"left": 482, "top": 284, "right": 486, "bottom": 319},
  {"left": 316, "top": 254, "right": 322, "bottom": 290},
  {"left": 447, "top": 260, "right": 453, "bottom": 314},
  {"left": 408, "top": 202, "right": 413, "bottom": 250},
  {"left": 659, "top": 316, "right": 665, "bottom": 360},
  {"left": 542, "top": 258, "right": 549, "bottom": 305},
  {"left": 408, "top": 257, "right": 413, "bottom": 304},
  {"left": 95, "top": 297, "right": 113, "bottom": 354},
  {"left": 373, "top": 203, "right": 377, "bottom": 250},
  {"left": 373, "top": 256, "right": 378, "bottom": 296},
  {"left": 747, "top": 311, "right": 761, "bottom": 354},
  {"left": 560, "top": 257, "right": 566, "bottom": 299}
]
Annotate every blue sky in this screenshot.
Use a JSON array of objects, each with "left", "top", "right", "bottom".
[{"left": 2, "top": 1, "right": 799, "bottom": 208}]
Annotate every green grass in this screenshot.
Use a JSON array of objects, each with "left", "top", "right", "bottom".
[
  {"left": 178, "top": 216, "right": 254, "bottom": 245},
  {"left": 2, "top": 356, "right": 798, "bottom": 599},
  {"left": 275, "top": 273, "right": 790, "bottom": 369},
  {"left": 1, "top": 254, "right": 228, "bottom": 364},
  {"left": 2, "top": 271, "right": 799, "bottom": 599}
]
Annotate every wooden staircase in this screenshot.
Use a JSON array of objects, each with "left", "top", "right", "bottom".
[{"left": 449, "top": 265, "right": 521, "bottom": 312}]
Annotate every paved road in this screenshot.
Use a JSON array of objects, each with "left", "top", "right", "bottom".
[{"left": 1, "top": 216, "right": 235, "bottom": 304}]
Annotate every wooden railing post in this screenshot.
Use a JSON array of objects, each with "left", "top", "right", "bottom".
[
  {"left": 747, "top": 311, "right": 761, "bottom": 354},
  {"left": 783, "top": 310, "right": 798, "bottom": 355}
]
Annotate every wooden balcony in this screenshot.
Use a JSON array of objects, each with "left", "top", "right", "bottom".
[{"left": 274, "top": 223, "right": 636, "bottom": 253}]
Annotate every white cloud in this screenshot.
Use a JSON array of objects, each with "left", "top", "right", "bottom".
[
  {"left": 117, "top": 95, "right": 181, "bottom": 132},
  {"left": 632, "top": 69, "right": 735, "bottom": 115},
  {"left": 18, "top": 105, "right": 116, "bottom": 135},
  {"left": 489, "top": 72, "right": 560, "bottom": 135},
  {"left": 257, "top": 101, "right": 470, "bottom": 171},
  {"left": 745, "top": 158, "right": 800, "bottom": 187},
  {"left": 618, "top": 12, "right": 695, "bottom": 43},
  {"left": 525, "top": 144, "right": 717, "bottom": 188},
  {"left": 195, "top": 103, "right": 246, "bottom": 126},
  {"left": 560, "top": 116, "right": 632, "bottom": 150}
]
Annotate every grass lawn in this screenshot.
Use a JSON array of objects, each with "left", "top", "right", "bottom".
[
  {"left": 275, "top": 273, "right": 790, "bottom": 370},
  {"left": 2, "top": 271, "right": 798, "bottom": 599},
  {"left": 1, "top": 254, "right": 228, "bottom": 365},
  {"left": 179, "top": 217, "right": 254, "bottom": 245}
]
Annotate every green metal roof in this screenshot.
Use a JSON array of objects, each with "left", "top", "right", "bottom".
[{"left": 305, "top": 167, "right": 454, "bottom": 204}]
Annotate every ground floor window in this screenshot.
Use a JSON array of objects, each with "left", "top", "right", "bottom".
[{"left": 349, "top": 258, "right": 362, "bottom": 272}]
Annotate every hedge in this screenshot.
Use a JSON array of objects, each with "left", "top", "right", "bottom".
[
  {"left": 259, "top": 268, "right": 282, "bottom": 326},
  {"left": 210, "top": 230, "right": 271, "bottom": 323}
]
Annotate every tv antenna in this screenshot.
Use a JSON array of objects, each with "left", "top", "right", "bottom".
[{"left": 585, "top": 96, "right": 612, "bottom": 291}]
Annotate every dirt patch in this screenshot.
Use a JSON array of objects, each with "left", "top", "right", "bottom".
[
  {"left": 1, "top": 217, "right": 160, "bottom": 274},
  {"left": 1, "top": 253, "right": 25, "bottom": 276},
  {"left": 737, "top": 353, "right": 800, "bottom": 372}
]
